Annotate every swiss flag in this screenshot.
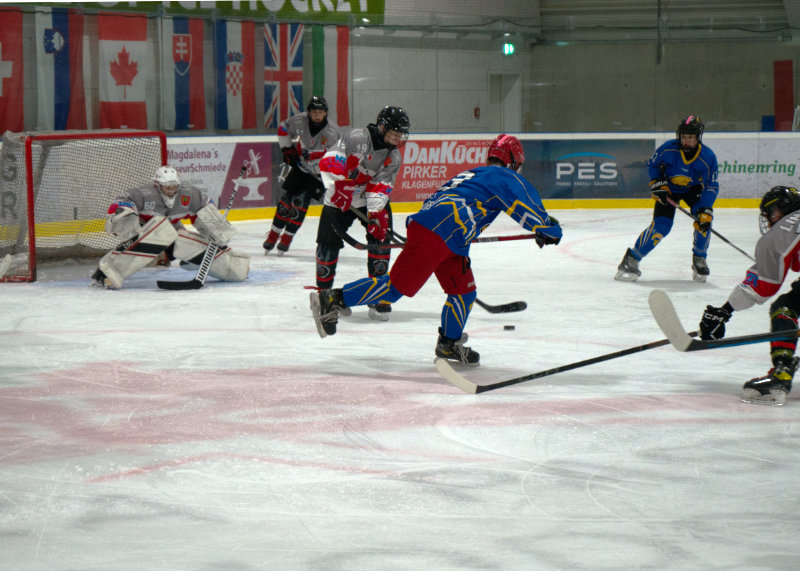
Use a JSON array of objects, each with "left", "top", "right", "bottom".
[
  {"left": 98, "top": 13, "right": 149, "bottom": 129},
  {"left": 0, "top": 8, "right": 24, "bottom": 132}
]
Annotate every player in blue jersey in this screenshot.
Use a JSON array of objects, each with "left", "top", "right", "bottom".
[
  {"left": 309, "top": 134, "right": 562, "bottom": 365},
  {"left": 615, "top": 115, "right": 720, "bottom": 283}
]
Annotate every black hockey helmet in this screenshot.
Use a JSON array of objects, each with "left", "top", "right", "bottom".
[
  {"left": 307, "top": 96, "right": 328, "bottom": 112},
  {"left": 376, "top": 106, "right": 410, "bottom": 138},
  {"left": 759, "top": 185, "right": 800, "bottom": 233},
  {"left": 676, "top": 115, "right": 704, "bottom": 142}
]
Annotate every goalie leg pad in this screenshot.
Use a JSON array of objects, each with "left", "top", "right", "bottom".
[
  {"left": 193, "top": 203, "right": 237, "bottom": 245},
  {"left": 99, "top": 215, "right": 177, "bottom": 289},
  {"left": 173, "top": 229, "right": 250, "bottom": 281}
]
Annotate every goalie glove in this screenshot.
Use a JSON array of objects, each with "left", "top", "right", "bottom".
[
  {"left": 699, "top": 303, "right": 732, "bottom": 340},
  {"left": 694, "top": 207, "right": 713, "bottom": 234},
  {"left": 281, "top": 146, "right": 300, "bottom": 165},
  {"left": 366, "top": 209, "right": 389, "bottom": 242},
  {"left": 650, "top": 178, "right": 671, "bottom": 204},
  {"left": 331, "top": 180, "right": 356, "bottom": 211}
]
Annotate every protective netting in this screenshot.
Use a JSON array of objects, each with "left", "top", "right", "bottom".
[{"left": 0, "top": 130, "right": 166, "bottom": 281}]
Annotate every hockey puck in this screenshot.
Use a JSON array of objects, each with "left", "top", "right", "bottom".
[{"left": 504, "top": 325, "right": 516, "bottom": 331}]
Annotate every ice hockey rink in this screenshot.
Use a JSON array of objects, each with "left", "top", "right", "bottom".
[{"left": 3, "top": 207, "right": 800, "bottom": 570}]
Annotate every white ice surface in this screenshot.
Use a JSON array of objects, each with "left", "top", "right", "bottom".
[{"left": 2, "top": 208, "right": 800, "bottom": 570}]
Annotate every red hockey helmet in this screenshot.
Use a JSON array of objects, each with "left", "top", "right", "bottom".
[{"left": 487, "top": 134, "right": 525, "bottom": 173}]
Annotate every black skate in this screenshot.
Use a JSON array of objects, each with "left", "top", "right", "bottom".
[
  {"left": 276, "top": 233, "right": 294, "bottom": 256},
  {"left": 435, "top": 327, "right": 480, "bottom": 366},
  {"left": 90, "top": 268, "right": 112, "bottom": 289},
  {"left": 310, "top": 288, "right": 348, "bottom": 338},
  {"left": 614, "top": 248, "right": 641, "bottom": 282},
  {"left": 263, "top": 230, "right": 279, "bottom": 253},
  {"left": 741, "top": 357, "right": 798, "bottom": 406},
  {"left": 368, "top": 302, "right": 392, "bottom": 322},
  {"left": 692, "top": 255, "right": 709, "bottom": 283}
]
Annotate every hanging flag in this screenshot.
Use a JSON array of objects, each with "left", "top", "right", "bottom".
[
  {"left": 161, "top": 16, "right": 206, "bottom": 130},
  {"left": 263, "top": 23, "right": 303, "bottom": 128},
  {"left": 312, "top": 26, "right": 350, "bottom": 127},
  {"left": 0, "top": 8, "right": 24, "bottom": 133},
  {"left": 98, "top": 13, "right": 149, "bottom": 129},
  {"left": 35, "top": 7, "right": 86, "bottom": 131},
  {"left": 214, "top": 20, "right": 256, "bottom": 130}
]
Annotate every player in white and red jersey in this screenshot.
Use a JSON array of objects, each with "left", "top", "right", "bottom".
[
  {"left": 263, "top": 96, "right": 340, "bottom": 255},
  {"left": 315, "top": 105, "right": 409, "bottom": 321},
  {"left": 698, "top": 186, "right": 800, "bottom": 405},
  {"left": 91, "top": 166, "right": 249, "bottom": 289}
]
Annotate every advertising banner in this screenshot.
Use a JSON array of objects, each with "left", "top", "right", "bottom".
[
  {"left": 702, "top": 137, "right": 798, "bottom": 198},
  {"left": 167, "top": 140, "right": 273, "bottom": 208}
]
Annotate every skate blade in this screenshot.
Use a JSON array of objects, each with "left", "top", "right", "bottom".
[
  {"left": 309, "top": 292, "right": 328, "bottom": 338},
  {"left": 368, "top": 308, "right": 390, "bottom": 321},
  {"left": 740, "top": 388, "right": 787, "bottom": 406},
  {"left": 692, "top": 271, "right": 708, "bottom": 283},
  {"left": 614, "top": 270, "right": 639, "bottom": 282}
]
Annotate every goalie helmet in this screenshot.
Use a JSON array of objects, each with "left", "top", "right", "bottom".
[
  {"left": 153, "top": 165, "right": 181, "bottom": 208},
  {"left": 759, "top": 185, "right": 800, "bottom": 234},
  {"left": 376, "top": 106, "right": 410, "bottom": 147},
  {"left": 487, "top": 134, "right": 525, "bottom": 173}
]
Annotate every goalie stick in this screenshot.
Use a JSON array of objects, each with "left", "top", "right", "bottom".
[
  {"left": 648, "top": 289, "right": 800, "bottom": 351},
  {"left": 156, "top": 165, "right": 246, "bottom": 290},
  {"left": 666, "top": 197, "right": 754, "bottom": 262},
  {"left": 435, "top": 331, "right": 698, "bottom": 394}
]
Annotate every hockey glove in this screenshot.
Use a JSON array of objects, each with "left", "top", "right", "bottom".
[
  {"left": 694, "top": 207, "right": 713, "bottom": 234},
  {"left": 534, "top": 222, "right": 562, "bottom": 249},
  {"left": 331, "top": 180, "right": 357, "bottom": 211},
  {"left": 281, "top": 146, "right": 300, "bottom": 165},
  {"left": 650, "top": 178, "right": 671, "bottom": 204},
  {"left": 699, "top": 304, "right": 732, "bottom": 340},
  {"left": 366, "top": 209, "right": 389, "bottom": 242}
]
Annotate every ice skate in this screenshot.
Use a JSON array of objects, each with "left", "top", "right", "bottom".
[
  {"left": 435, "top": 327, "right": 480, "bottom": 366},
  {"left": 614, "top": 248, "right": 641, "bottom": 282},
  {"left": 263, "top": 230, "right": 279, "bottom": 253},
  {"left": 90, "top": 268, "right": 113, "bottom": 289},
  {"left": 740, "top": 357, "right": 797, "bottom": 406},
  {"left": 310, "top": 288, "right": 347, "bottom": 338},
  {"left": 276, "top": 233, "right": 294, "bottom": 255},
  {"left": 692, "top": 255, "right": 709, "bottom": 283},
  {"left": 368, "top": 301, "right": 392, "bottom": 321}
]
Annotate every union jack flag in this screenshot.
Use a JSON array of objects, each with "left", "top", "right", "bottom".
[{"left": 263, "top": 23, "right": 303, "bottom": 128}]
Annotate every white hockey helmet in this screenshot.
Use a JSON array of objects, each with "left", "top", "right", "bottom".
[{"left": 153, "top": 165, "right": 180, "bottom": 207}]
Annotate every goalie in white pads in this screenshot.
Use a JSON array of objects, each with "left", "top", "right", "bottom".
[
  {"left": 698, "top": 186, "right": 800, "bottom": 405},
  {"left": 91, "top": 166, "right": 249, "bottom": 289}
]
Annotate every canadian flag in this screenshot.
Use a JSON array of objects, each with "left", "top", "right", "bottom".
[{"left": 98, "top": 13, "right": 149, "bottom": 129}]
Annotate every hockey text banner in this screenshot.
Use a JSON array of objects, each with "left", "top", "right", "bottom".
[
  {"left": 0, "top": 8, "right": 24, "bottom": 133},
  {"left": 98, "top": 13, "right": 149, "bottom": 129},
  {"left": 392, "top": 139, "right": 492, "bottom": 202},
  {"left": 263, "top": 23, "right": 304, "bottom": 129},
  {"left": 35, "top": 7, "right": 86, "bottom": 131},
  {"left": 214, "top": 20, "right": 256, "bottom": 130},
  {"left": 161, "top": 16, "right": 206, "bottom": 131},
  {"left": 312, "top": 26, "right": 350, "bottom": 127},
  {"left": 524, "top": 140, "right": 652, "bottom": 199}
]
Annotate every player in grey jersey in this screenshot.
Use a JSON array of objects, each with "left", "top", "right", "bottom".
[
  {"left": 698, "top": 185, "right": 800, "bottom": 405},
  {"left": 263, "top": 96, "right": 340, "bottom": 255},
  {"left": 91, "top": 166, "right": 250, "bottom": 289},
  {"left": 315, "top": 105, "right": 409, "bottom": 321}
]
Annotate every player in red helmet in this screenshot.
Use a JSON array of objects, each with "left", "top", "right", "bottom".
[{"left": 310, "top": 134, "right": 562, "bottom": 365}]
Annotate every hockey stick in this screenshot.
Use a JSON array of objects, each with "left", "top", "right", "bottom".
[
  {"left": 666, "top": 197, "right": 755, "bottom": 261},
  {"left": 156, "top": 165, "right": 246, "bottom": 290},
  {"left": 334, "top": 226, "right": 537, "bottom": 251},
  {"left": 648, "top": 288, "right": 800, "bottom": 351},
  {"left": 333, "top": 222, "right": 527, "bottom": 313},
  {"left": 348, "top": 206, "right": 407, "bottom": 244},
  {"left": 435, "top": 330, "right": 699, "bottom": 394}
]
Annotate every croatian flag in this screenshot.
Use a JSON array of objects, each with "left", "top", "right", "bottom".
[
  {"left": 35, "top": 7, "right": 86, "bottom": 130},
  {"left": 214, "top": 20, "right": 256, "bottom": 130},
  {"left": 0, "top": 9, "right": 24, "bottom": 133},
  {"left": 263, "top": 23, "right": 303, "bottom": 128},
  {"left": 98, "top": 13, "right": 149, "bottom": 129},
  {"left": 161, "top": 17, "right": 206, "bottom": 130}
]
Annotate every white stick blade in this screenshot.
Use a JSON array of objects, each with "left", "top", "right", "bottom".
[
  {"left": 648, "top": 289, "right": 693, "bottom": 351},
  {"left": 434, "top": 358, "right": 478, "bottom": 394}
]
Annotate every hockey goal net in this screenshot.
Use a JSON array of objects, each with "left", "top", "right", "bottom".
[{"left": 0, "top": 129, "right": 167, "bottom": 282}]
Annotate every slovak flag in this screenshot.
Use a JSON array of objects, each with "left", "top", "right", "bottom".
[
  {"left": 35, "top": 7, "right": 86, "bottom": 130},
  {"left": 214, "top": 20, "right": 256, "bottom": 130},
  {"left": 161, "top": 17, "right": 206, "bottom": 130},
  {"left": 0, "top": 8, "right": 24, "bottom": 133},
  {"left": 263, "top": 23, "right": 304, "bottom": 128},
  {"left": 98, "top": 13, "right": 149, "bottom": 129}
]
